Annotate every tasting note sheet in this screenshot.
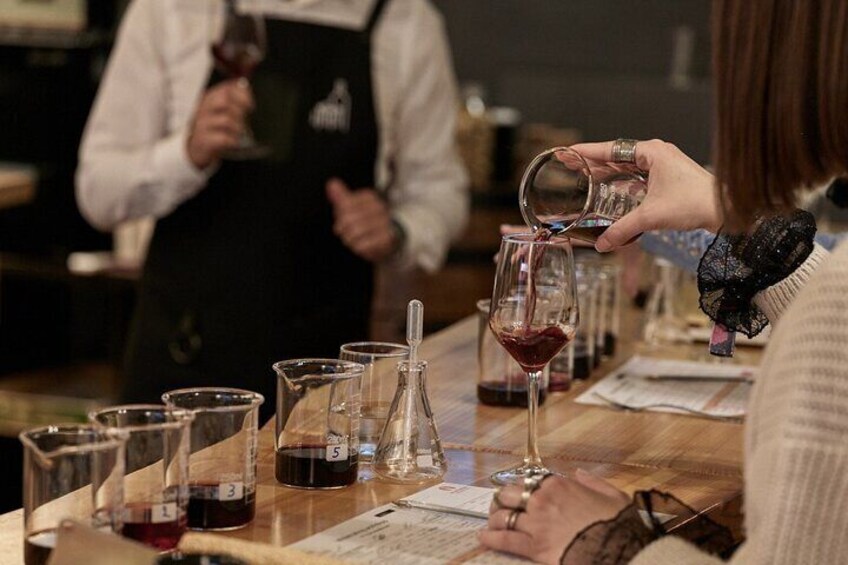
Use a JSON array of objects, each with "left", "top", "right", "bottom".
[
  {"left": 576, "top": 355, "right": 757, "bottom": 418},
  {"left": 288, "top": 483, "right": 529, "bottom": 563}
]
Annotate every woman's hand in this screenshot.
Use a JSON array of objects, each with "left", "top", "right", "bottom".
[
  {"left": 479, "top": 470, "right": 631, "bottom": 564},
  {"left": 571, "top": 140, "right": 722, "bottom": 253}
]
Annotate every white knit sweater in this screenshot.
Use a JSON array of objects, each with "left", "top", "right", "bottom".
[{"left": 632, "top": 242, "right": 848, "bottom": 564}]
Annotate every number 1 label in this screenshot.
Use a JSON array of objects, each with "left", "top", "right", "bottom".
[{"left": 151, "top": 502, "right": 178, "bottom": 524}]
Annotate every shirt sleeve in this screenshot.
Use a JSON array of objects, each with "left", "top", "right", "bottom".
[
  {"left": 388, "top": 1, "right": 469, "bottom": 273},
  {"left": 76, "top": 0, "right": 211, "bottom": 232}
]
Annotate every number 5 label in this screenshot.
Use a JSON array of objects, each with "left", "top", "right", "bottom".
[{"left": 325, "top": 443, "right": 348, "bottom": 462}]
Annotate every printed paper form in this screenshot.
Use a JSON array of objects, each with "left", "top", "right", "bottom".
[
  {"left": 289, "top": 483, "right": 674, "bottom": 564},
  {"left": 288, "top": 483, "right": 528, "bottom": 564},
  {"left": 576, "top": 356, "right": 757, "bottom": 418}
]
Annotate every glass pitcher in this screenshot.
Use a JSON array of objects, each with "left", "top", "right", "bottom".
[
  {"left": 161, "top": 388, "right": 264, "bottom": 531},
  {"left": 519, "top": 146, "right": 647, "bottom": 243},
  {"left": 274, "top": 359, "right": 364, "bottom": 489},
  {"left": 20, "top": 424, "right": 127, "bottom": 565}
]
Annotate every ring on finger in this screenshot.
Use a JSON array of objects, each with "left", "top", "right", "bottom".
[
  {"left": 611, "top": 138, "right": 638, "bottom": 164},
  {"left": 506, "top": 509, "right": 522, "bottom": 531}
]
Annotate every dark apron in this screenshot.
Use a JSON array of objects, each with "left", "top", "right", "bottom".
[{"left": 123, "top": 0, "right": 390, "bottom": 420}]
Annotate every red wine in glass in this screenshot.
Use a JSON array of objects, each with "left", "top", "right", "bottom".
[
  {"left": 187, "top": 483, "right": 255, "bottom": 530},
  {"left": 24, "top": 530, "right": 55, "bottom": 565},
  {"left": 275, "top": 445, "right": 358, "bottom": 489},
  {"left": 477, "top": 380, "right": 548, "bottom": 407},
  {"left": 122, "top": 502, "right": 187, "bottom": 550},
  {"left": 495, "top": 325, "right": 575, "bottom": 373},
  {"left": 211, "top": 42, "right": 262, "bottom": 79}
]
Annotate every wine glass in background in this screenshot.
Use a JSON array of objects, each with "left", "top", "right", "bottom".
[
  {"left": 488, "top": 233, "right": 579, "bottom": 484},
  {"left": 210, "top": 0, "right": 270, "bottom": 160},
  {"left": 519, "top": 147, "right": 648, "bottom": 244}
]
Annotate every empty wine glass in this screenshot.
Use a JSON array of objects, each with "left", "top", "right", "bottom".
[
  {"left": 519, "top": 147, "right": 648, "bottom": 243},
  {"left": 209, "top": 0, "right": 270, "bottom": 160},
  {"left": 488, "top": 233, "right": 579, "bottom": 484}
]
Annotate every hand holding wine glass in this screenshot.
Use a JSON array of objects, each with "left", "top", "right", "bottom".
[
  {"left": 488, "top": 233, "right": 579, "bottom": 484},
  {"left": 207, "top": 0, "right": 270, "bottom": 160},
  {"left": 187, "top": 81, "right": 255, "bottom": 169}
]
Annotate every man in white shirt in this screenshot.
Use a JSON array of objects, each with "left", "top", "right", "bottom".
[{"left": 76, "top": 0, "right": 468, "bottom": 414}]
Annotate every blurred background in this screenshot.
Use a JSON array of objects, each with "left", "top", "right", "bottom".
[{"left": 0, "top": 0, "right": 711, "bottom": 511}]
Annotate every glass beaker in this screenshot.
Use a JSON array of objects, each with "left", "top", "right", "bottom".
[
  {"left": 477, "top": 299, "right": 550, "bottom": 405},
  {"left": 20, "top": 424, "right": 127, "bottom": 565},
  {"left": 519, "top": 146, "right": 647, "bottom": 243},
  {"left": 274, "top": 359, "right": 363, "bottom": 489},
  {"left": 90, "top": 405, "right": 193, "bottom": 551},
  {"left": 373, "top": 360, "right": 447, "bottom": 484},
  {"left": 339, "top": 342, "right": 409, "bottom": 463},
  {"left": 161, "top": 388, "right": 264, "bottom": 531}
]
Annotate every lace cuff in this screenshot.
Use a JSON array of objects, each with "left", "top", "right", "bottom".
[
  {"left": 697, "top": 209, "right": 816, "bottom": 337},
  {"left": 560, "top": 490, "right": 737, "bottom": 565}
]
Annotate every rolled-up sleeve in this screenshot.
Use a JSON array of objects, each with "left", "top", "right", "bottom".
[
  {"left": 76, "top": 0, "right": 210, "bottom": 232},
  {"left": 388, "top": 1, "right": 469, "bottom": 273}
]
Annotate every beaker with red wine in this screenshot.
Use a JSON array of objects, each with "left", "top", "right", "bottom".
[
  {"left": 20, "top": 424, "right": 127, "bottom": 565},
  {"left": 274, "top": 359, "right": 364, "bottom": 489},
  {"left": 90, "top": 405, "right": 193, "bottom": 552},
  {"left": 162, "top": 388, "right": 264, "bottom": 531}
]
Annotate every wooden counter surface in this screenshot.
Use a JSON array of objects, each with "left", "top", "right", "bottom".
[{"left": 1, "top": 305, "right": 755, "bottom": 562}]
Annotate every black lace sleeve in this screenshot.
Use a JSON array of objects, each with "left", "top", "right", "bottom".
[
  {"left": 697, "top": 209, "right": 816, "bottom": 337},
  {"left": 560, "top": 490, "right": 738, "bottom": 565}
]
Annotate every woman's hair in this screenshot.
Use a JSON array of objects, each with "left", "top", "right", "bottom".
[{"left": 712, "top": 0, "right": 848, "bottom": 225}]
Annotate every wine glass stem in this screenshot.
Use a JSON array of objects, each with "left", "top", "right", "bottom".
[{"left": 523, "top": 370, "right": 543, "bottom": 468}]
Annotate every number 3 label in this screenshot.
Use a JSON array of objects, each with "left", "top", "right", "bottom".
[
  {"left": 325, "top": 443, "right": 348, "bottom": 462},
  {"left": 218, "top": 482, "right": 244, "bottom": 501}
]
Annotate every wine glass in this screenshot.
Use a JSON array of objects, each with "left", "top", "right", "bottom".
[
  {"left": 519, "top": 147, "right": 648, "bottom": 243},
  {"left": 210, "top": 0, "right": 270, "bottom": 160},
  {"left": 488, "top": 233, "right": 579, "bottom": 484}
]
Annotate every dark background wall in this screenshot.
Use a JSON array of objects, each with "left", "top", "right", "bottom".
[{"left": 432, "top": 0, "right": 714, "bottom": 163}]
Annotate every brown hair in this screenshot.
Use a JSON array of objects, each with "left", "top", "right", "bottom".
[{"left": 712, "top": 0, "right": 848, "bottom": 227}]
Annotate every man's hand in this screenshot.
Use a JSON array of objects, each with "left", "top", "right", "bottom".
[
  {"left": 187, "top": 79, "right": 254, "bottom": 169},
  {"left": 326, "top": 178, "right": 398, "bottom": 263}
]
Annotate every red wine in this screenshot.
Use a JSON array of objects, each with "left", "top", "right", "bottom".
[
  {"left": 122, "top": 503, "right": 187, "bottom": 550},
  {"left": 496, "top": 326, "right": 575, "bottom": 372},
  {"left": 275, "top": 445, "right": 358, "bottom": 489},
  {"left": 212, "top": 43, "right": 262, "bottom": 78},
  {"left": 477, "top": 381, "right": 548, "bottom": 407},
  {"left": 24, "top": 530, "right": 55, "bottom": 565},
  {"left": 573, "top": 350, "right": 591, "bottom": 380},
  {"left": 603, "top": 332, "right": 617, "bottom": 357},
  {"left": 564, "top": 217, "right": 613, "bottom": 243},
  {"left": 187, "top": 483, "right": 255, "bottom": 530}
]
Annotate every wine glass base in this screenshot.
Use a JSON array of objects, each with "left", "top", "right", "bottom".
[
  {"left": 223, "top": 143, "right": 272, "bottom": 161},
  {"left": 489, "top": 462, "right": 556, "bottom": 486}
]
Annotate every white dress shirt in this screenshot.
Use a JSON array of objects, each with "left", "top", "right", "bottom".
[{"left": 76, "top": 0, "right": 469, "bottom": 273}]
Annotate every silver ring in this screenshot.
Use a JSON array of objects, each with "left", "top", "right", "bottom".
[
  {"left": 506, "top": 509, "right": 521, "bottom": 531},
  {"left": 611, "top": 138, "right": 638, "bottom": 163}
]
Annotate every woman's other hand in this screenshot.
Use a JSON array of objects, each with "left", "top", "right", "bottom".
[
  {"left": 479, "top": 469, "right": 631, "bottom": 564},
  {"left": 571, "top": 140, "right": 722, "bottom": 253}
]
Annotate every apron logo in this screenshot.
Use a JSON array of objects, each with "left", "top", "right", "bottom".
[{"left": 309, "top": 79, "right": 351, "bottom": 134}]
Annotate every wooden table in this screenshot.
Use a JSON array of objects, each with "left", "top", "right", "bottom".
[{"left": 0, "top": 308, "right": 755, "bottom": 562}]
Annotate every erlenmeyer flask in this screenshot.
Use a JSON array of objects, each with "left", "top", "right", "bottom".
[{"left": 373, "top": 360, "right": 446, "bottom": 484}]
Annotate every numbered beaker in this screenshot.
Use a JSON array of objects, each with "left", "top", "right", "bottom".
[
  {"left": 161, "top": 388, "right": 264, "bottom": 531},
  {"left": 90, "top": 405, "right": 193, "bottom": 551},
  {"left": 20, "top": 424, "right": 127, "bottom": 565},
  {"left": 274, "top": 359, "right": 363, "bottom": 489}
]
